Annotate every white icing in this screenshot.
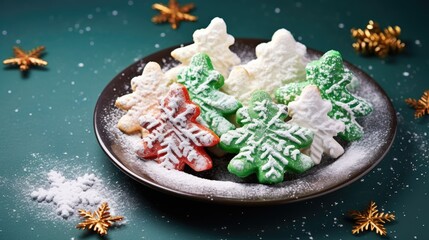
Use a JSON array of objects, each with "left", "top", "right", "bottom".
[
  {"left": 261, "top": 142, "right": 288, "bottom": 165},
  {"left": 171, "top": 17, "right": 240, "bottom": 78},
  {"left": 261, "top": 155, "right": 283, "bottom": 179},
  {"left": 288, "top": 85, "right": 345, "bottom": 164},
  {"left": 234, "top": 139, "right": 258, "bottom": 162},
  {"left": 222, "top": 28, "right": 308, "bottom": 104}
]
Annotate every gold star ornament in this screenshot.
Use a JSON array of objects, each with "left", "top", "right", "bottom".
[
  {"left": 76, "top": 202, "right": 124, "bottom": 236},
  {"left": 152, "top": 0, "right": 197, "bottom": 29},
  {"left": 405, "top": 90, "right": 429, "bottom": 118},
  {"left": 3, "top": 46, "right": 48, "bottom": 71},
  {"left": 349, "top": 201, "right": 395, "bottom": 236}
]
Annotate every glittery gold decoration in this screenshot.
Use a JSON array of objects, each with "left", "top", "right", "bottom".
[
  {"left": 3, "top": 46, "right": 48, "bottom": 71},
  {"left": 405, "top": 90, "right": 429, "bottom": 118},
  {"left": 152, "top": 0, "right": 197, "bottom": 29},
  {"left": 76, "top": 202, "right": 123, "bottom": 236},
  {"left": 351, "top": 20, "right": 405, "bottom": 57},
  {"left": 349, "top": 201, "right": 395, "bottom": 236}
]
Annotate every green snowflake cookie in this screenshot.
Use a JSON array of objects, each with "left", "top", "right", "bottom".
[
  {"left": 178, "top": 53, "right": 242, "bottom": 136},
  {"left": 275, "top": 50, "right": 373, "bottom": 141},
  {"left": 220, "top": 91, "right": 314, "bottom": 184}
]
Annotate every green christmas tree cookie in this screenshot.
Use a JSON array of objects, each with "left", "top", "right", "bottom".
[
  {"left": 220, "top": 91, "right": 314, "bottom": 184},
  {"left": 178, "top": 53, "right": 242, "bottom": 136},
  {"left": 275, "top": 50, "right": 373, "bottom": 141}
]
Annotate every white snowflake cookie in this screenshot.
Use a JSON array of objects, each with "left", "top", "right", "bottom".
[
  {"left": 222, "top": 28, "right": 308, "bottom": 104},
  {"left": 115, "top": 62, "right": 170, "bottom": 134},
  {"left": 288, "top": 85, "right": 345, "bottom": 164},
  {"left": 169, "top": 17, "right": 240, "bottom": 78}
]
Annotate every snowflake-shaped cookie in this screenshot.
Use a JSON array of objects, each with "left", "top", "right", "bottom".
[
  {"left": 222, "top": 28, "right": 308, "bottom": 104},
  {"left": 137, "top": 83, "right": 220, "bottom": 172},
  {"left": 115, "top": 62, "right": 169, "bottom": 134},
  {"left": 170, "top": 17, "right": 240, "bottom": 78},
  {"left": 30, "top": 171, "right": 102, "bottom": 219},
  {"left": 220, "top": 91, "right": 314, "bottom": 184},
  {"left": 288, "top": 85, "right": 345, "bottom": 164}
]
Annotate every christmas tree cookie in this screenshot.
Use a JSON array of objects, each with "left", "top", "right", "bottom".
[
  {"left": 137, "top": 84, "right": 219, "bottom": 172},
  {"left": 222, "top": 29, "right": 308, "bottom": 104},
  {"left": 178, "top": 53, "right": 242, "bottom": 136},
  {"left": 115, "top": 62, "right": 169, "bottom": 134},
  {"left": 275, "top": 50, "right": 373, "bottom": 141},
  {"left": 288, "top": 85, "right": 345, "bottom": 164},
  {"left": 220, "top": 91, "right": 314, "bottom": 184},
  {"left": 170, "top": 17, "right": 240, "bottom": 78}
]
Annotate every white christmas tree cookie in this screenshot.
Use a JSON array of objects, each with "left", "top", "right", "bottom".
[
  {"left": 222, "top": 28, "right": 308, "bottom": 104},
  {"left": 288, "top": 85, "right": 345, "bottom": 164},
  {"left": 170, "top": 17, "right": 240, "bottom": 78},
  {"left": 115, "top": 62, "right": 169, "bottom": 134}
]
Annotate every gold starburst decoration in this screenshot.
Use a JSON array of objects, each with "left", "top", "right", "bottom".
[
  {"left": 152, "top": 0, "right": 197, "bottom": 29},
  {"left": 3, "top": 46, "right": 48, "bottom": 71},
  {"left": 405, "top": 90, "right": 429, "bottom": 118},
  {"left": 351, "top": 20, "right": 405, "bottom": 57},
  {"left": 76, "top": 202, "right": 124, "bottom": 236},
  {"left": 349, "top": 201, "right": 395, "bottom": 236}
]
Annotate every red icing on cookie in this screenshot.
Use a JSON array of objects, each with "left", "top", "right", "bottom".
[{"left": 137, "top": 84, "right": 220, "bottom": 172}]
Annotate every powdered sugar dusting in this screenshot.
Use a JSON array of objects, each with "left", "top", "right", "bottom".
[
  {"left": 31, "top": 170, "right": 104, "bottom": 219},
  {"left": 15, "top": 153, "right": 134, "bottom": 222},
  {"left": 98, "top": 48, "right": 395, "bottom": 202}
]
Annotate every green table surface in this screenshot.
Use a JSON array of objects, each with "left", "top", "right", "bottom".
[{"left": 1, "top": 0, "right": 428, "bottom": 239}]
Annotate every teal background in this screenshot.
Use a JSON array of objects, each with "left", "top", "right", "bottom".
[{"left": 1, "top": 0, "right": 428, "bottom": 239}]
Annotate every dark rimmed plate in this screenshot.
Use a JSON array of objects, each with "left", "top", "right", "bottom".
[{"left": 94, "top": 39, "right": 397, "bottom": 205}]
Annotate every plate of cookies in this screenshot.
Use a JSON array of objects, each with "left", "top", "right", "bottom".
[{"left": 94, "top": 18, "right": 397, "bottom": 204}]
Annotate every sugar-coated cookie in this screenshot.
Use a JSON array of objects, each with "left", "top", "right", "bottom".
[
  {"left": 164, "top": 65, "right": 185, "bottom": 82},
  {"left": 276, "top": 50, "right": 373, "bottom": 141},
  {"left": 178, "top": 53, "right": 242, "bottom": 136},
  {"left": 222, "top": 29, "right": 308, "bottom": 104},
  {"left": 220, "top": 91, "right": 314, "bottom": 184},
  {"left": 170, "top": 17, "right": 240, "bottom": 78},
  {"left": 115, "top": 62, "right": 169, "bottom": 134},
  {"left": 288, "top": 85, "right": 345, "bottom": 164},
  {"left": 137, "top": 83, "right": 220, "bottom": 172}
]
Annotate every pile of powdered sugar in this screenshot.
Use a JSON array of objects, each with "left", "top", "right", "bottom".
[
  {"left": 100, "top": 47, "right": 394, "bottom": 201},
  {"left": 17, "top": 154, "right": 133, "bottom": 221},
  {"left": 31, "top": 170, "right": 108, "bottom": 219}
]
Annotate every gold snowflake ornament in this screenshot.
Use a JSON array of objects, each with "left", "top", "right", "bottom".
[
  {"left": 76, "top": 202, "right": 124, "bottom": 236},
  {"left": 3, "top": 46, "right": 48, "bottom": 71},
  {"left": 349, "top": 201, "right": 395, "bottom": 236},
  {"left": 351, "top": 20, "right": 405, "bottom": 57},
  {"left": 152, "top": 0, "right": 197, "bottom": 29},
  {"left": 405, "top": 90, "right": 429, "bottom": 118}
]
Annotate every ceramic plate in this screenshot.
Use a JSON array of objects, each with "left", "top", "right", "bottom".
[{"left": 94, "top": 39, "right": 397, "bottom": 205}]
